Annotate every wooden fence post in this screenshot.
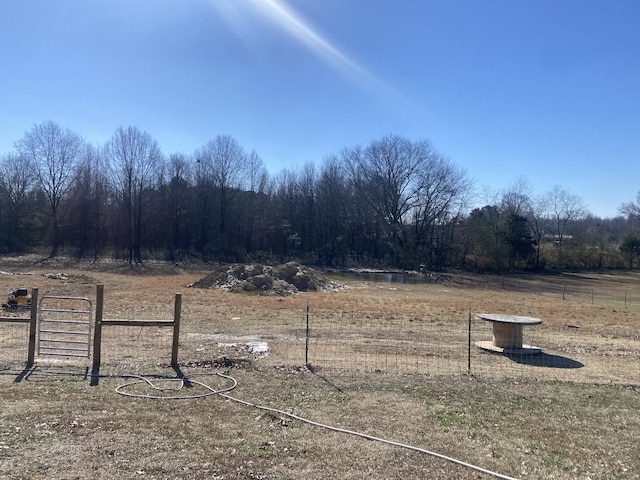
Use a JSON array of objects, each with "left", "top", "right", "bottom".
[
  {"left": 92, "top": 285, "right": 104, "bottom": 368},
  {"left": 27, "top": 288, "right": 38, "bottom": 365},
  {"left": 171, "top": 293, "right": 182, "bottom": 366}
]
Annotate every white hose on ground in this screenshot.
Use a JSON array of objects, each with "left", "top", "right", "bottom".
[
  {"left": 115, "top": 374, "right": 237, "bottom": 400},
  {"left": 5, "top": 367, "right": 521, "bottom": 480},
  {"left": 220, "top": 373, "right": 522, "bottom": 480}
]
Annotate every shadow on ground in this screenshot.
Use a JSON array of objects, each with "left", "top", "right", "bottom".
[
  {"left": 507, "top": 352, "right": 584, "bottom": 369},
  {"left": 10, "top": 364, "right": 92, "bottom": 383}
]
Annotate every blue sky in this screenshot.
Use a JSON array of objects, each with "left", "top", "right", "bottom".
[{"left": 1, "top": 0, "right": 638, "bottom": 218}]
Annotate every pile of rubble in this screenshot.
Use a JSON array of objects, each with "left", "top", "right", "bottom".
[{"left": 188, "top": 262, "right": 344, "bottom": 296}]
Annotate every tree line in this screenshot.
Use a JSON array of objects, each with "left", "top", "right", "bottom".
[{"left": 1, "top": 120, "right": 639, "bottom": 271}]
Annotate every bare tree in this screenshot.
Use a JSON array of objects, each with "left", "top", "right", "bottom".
[
  {"left": 244, "top": 150, "right": 268, "bottom": 254},
  {"left": 297, "top": 162, "right": 318, "bottom": 254},
  {"left": 620, "top": 191, "right": 640, "bottom": 217},
  {"left": 0, "top": 152, "right": 37, "bottom": 252},
  {"left": 317, "top": 155, "right": 350, "bottom": 265},
  {"left": 619, "top": 191, "right": 640, "bottom": 233},
  {"left": 196, "top": 135, "right": 248, "bottom": 242},
  {"left": 152, "top": 153, "right": 193, "bottom": 261},
  {"left": 501, "top": 176, "right": 533, "bottom": 215},
  {"left": 526, "top": 194, "right": 549, "bottom": 268},
  {"left": 104, "top": 126, "right": 162, "bottom": 265},
  {"left": 346, "top": 134, "right": 427, "bottom": 225},
  {"left": 413, "top": 153, "right": 471, "bottom": 269},
  {"left": 65, "top": 144, "right": 110, "bottom": 259},
  {"left": 15, "top": 120, "right": 84, "bottom": 257},
  {"left": 268, "top": 167, "right": 301, "bottom": 256},
  {"left": 344, "top": 134, "right": 432, "bottom": 265},
  {"left": 545, "top": 185, "right": 586, "bottom": 245},
  {"left": 247, "top": 150, "right": 268, "bottom": 194}
]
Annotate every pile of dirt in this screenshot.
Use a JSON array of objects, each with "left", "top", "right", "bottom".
[{"left": 188, "top": 262, "right": 343, "bottom": 296}]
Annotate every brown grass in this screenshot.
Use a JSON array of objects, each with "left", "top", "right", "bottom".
[{"left": 0, "top": 259, "right": 639, "bottom": 479}]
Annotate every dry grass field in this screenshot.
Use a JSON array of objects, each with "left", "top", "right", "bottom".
[{"left": 0, "top": 257, "right": 639, "bottom": 479}]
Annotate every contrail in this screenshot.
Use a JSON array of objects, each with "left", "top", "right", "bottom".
[{"left": 210, "top": 0, "right": 403, "bottom": 101}]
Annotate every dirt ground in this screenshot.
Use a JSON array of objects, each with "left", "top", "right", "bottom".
[
  {"left": 0, "top": 257, "right": 639, "bottom": 479},
  {"left": 1, "top": 257, "right": 638, "bottom": 385}
]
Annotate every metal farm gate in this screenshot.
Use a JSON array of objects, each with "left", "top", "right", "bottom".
[{"left": 38, "top": 295, "right": 93, "bottom": 358}]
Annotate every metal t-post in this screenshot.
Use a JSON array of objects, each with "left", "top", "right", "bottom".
[{"left": 171, "top": 293, "right": 182, "bottom": 366}]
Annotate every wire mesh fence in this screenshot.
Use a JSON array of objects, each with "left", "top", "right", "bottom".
[
  {"left": 98, "top": 324, "right": 174, "bottom": 370},
  {"left": 1, "top": 286, "right": 638, "bottom": 386},
  {"left": 458, "top": 274, "right": 640, "bottom": 310},
  {"left": 93, "top": 307, "right": 639, "bottom": 386},
  {"left": 0, "top": 320, "right": 30, "bottom": 367},
  {"left": 302, "top": 311, "right": 469, "bottom": 376}
]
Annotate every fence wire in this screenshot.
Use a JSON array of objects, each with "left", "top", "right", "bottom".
[
  {"left": 0, "top": 320, "right": 29, "bottom": 368},
  {"left": 462, "top": 274, "right": 640, "bottom": 310},
  {"left": 1, "top": 300, "right": 638, "bottom": 386}
]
